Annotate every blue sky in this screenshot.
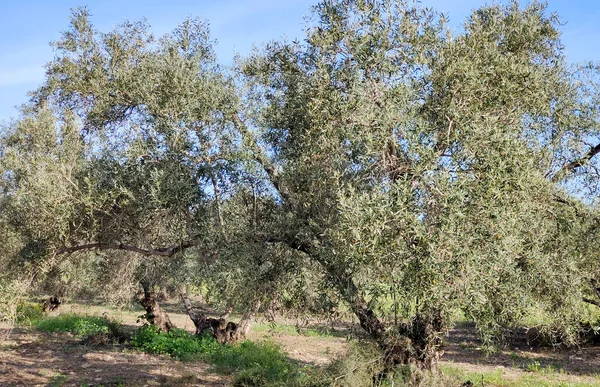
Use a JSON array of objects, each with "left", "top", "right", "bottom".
[{"left": 1, "top": 0, "right": 599, "bottom": 122}]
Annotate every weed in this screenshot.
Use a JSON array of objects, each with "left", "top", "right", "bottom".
[
  {"left": 526, "top": 360, "right": 541, "bottom": 372},
  {"left": 49, "top": 374, "right": 68, "bottom": 387},
  {"left": 16, "top": 301, "right": 44, "bottom": 324}
]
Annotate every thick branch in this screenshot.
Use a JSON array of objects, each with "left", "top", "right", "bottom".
[
  {"left": 211, "top": 173, "right": 228, "bottom": 241},
  {"left": 268, "top": 235, "right": 386, "bottom": 340},
  {"left": 180, "top": 285, "right": 206, "bottom": 334},
  {"left": 233, "top": 114, "right": 290, "bottom": 202},
  {"left": 236, "top": 298, "right": 261, "bottom": 339},
  {"left": 57, "top": 239, "right": 198, "bottom": 257},
  {"left": 139, "top": 280, "right": 173, "bottom": 331},
  {"left": 551, "top": 143, "right": 600, "bottom": 182},
  {"left": 583, "top": 279, "right": 600, "bottom": 308}
]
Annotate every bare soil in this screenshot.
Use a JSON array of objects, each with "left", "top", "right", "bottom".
[
  {"left": 1, "top": 301, "right": 599, "bottom": 386},
  {"left": 441, "top": 322, "right": 600, "bottom": 385},
  {"left": 0, "top": 326, "right": 227, "bottom": 386}
]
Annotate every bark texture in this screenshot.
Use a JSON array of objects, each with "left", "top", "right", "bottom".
[
  {"left": 139, "top": 280, "right": 173, "bottom": 332},
  {"left": 331, "top": 266, "right": 445, "bottom": 373},
  {"left": 41, "top": 295, "right": 62, "bottom": 312},
  {"left": 180, "top": 286, "right": 260, "bottom": 344}
]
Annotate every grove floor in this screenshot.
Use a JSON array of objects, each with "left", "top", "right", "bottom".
[{"left": 0, "top": 301, "right": 599, "bottom": 386}]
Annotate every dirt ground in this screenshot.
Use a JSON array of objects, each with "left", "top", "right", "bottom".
[
  {"left": 0, "top": 327, "right": 227, "bottom": 386},
  {"left": 442, "top": 322, "right": 600, "bottom": 385},
  {"left": 1, "top": 302, "right": 599, "bottom": 386}
]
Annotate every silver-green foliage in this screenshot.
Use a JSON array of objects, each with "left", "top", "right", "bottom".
[
  {"left": 240, "top": 0, "right": 600, "bottom": 347},
  {"left": 0, "top": 1, "right": 599, "bottom": 353}
]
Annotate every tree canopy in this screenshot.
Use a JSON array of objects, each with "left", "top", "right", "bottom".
[{"left": 1, "top": 0, "right": 599, "bottom": 374}]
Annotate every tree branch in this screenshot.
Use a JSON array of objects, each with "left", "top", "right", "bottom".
[
  {"left": 57, "top": 239, "right": 198, "bottom": 257},
  {"left": 551, "top": 143, "right": 600, "bottom": 182},
  {"left": 583, "top": 279, "right": 600, "bottom": 308},
  {"left": 265, "top": 235, "right": 386, "bottom": 340},
  {"left": 233, "top": 114, "right": 290, "bottom": 202}
]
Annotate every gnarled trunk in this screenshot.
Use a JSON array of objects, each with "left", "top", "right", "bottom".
[
  {"left": 139, "top": 280, "right": 173, "bottom": 332},
  {"left": 41, "top": 287, "right": 65, "bottom": 313},
  {"left": 180, "top": 286, "right": 260, "bottom": 344},
  {"left": 41, "top": 295, "right": 62, "bottom": 313},
  {"left": 332, "top": 269, "right": 444, "bottom": 373},
  {"left": 235, "top": 298, "right": 261, "bottom": 340}
]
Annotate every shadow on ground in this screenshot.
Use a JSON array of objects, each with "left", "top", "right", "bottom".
[
  {"left": 0, "top": 328, "right": 228, "bottom": 386},
  {"left": 443, "top": 322, "right": 600, "bottom": 377}
]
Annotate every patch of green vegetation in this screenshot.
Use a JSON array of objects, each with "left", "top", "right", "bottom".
[
  {"left": 34, "top": 314, "right": 126, "bottom": 341},
  {"left": 131, "top": 326, "right": 215, "bottom": 360},
  {"left": 131, "top": 325, "right": 304, "bottom": 386},
  {"left": 48, "top": 374, "right": 68, "bottom": 387},
  {"left": 252, "top": 322, "right": 340, "bottom": 338},
  {"left": 16, "top": 301, "right": 44, "bottom": 324},
  {"left": 442, "top": 365, "right": 599, "bottom": 387},
  {"left": 85, "top": 383, "right": 125, "bottom": 387}
]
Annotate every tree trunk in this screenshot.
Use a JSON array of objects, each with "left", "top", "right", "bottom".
[
  {"left": 331, "top": 268, "right": 444, "bottom": 373},
  {"left": 139, "top": 280, "right": 173, "bottom": 332},
  {"left": 41, "top": 295, "right": 62, "bottom": 313},
  {"left": 180, "top": 285, "right": 204, "bottom": 331},
  {"left": 41, "top": 287, "right": 65, "bottom": 313},
  {"left": 179, "top": 286, "right": 259, "bottom": 344},
  {"left": 288, "top": 240, "right": 445, "bottom": 373},
  {"left": 234, "top": 298, "right": 261, "bottom": 340}
]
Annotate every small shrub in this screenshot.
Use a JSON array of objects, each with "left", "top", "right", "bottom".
[
  {"left": 0, "top": 279, "right": 29, "bottom": 324},
  {"left": 526, "top": 360, "right": 541, "bottom": 372},
  {"left": 323, "top": 341, "right": 385, "bottom": 387},
  {"left": 232, "top": 368, "right": 269, "bottom": 387}
]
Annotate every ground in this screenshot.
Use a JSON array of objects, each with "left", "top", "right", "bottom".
[{"left": 0, "top": 300, "right": 599, "bottom": 386}]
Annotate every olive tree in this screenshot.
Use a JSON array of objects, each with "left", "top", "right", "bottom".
[
  {"left": 1, "top": 0, "right": 599, "bottom": 375},
  {"left": 0, "top": 9, "right": 248, "bottom": 333},
  {"left": 237, "top": 0, "right": 600, "bottom": 371}
]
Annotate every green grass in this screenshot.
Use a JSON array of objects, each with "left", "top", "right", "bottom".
[
  {"left": 34, "top": 314, "right": 125, "bottom": 339},
  {"left": 131, "top": 325, "right": 305, "bottom": 386},
  {"left": 48, "top": 374, "right": 68, "bottom": 387},
  {"left": 442, "top": 365, "right": 600, "bottom": 387},
  {"left": 15, "top": 301, "right": 45, "bottom": 324}
]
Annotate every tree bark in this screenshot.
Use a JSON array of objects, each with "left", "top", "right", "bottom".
[
  {"left": 58, "top": 239, "right": 198, "bottom": 257},
  {"left": 179, "top": 286, "right": 259, "bottom": 344},
  {"left": 180, "top": 285, "right": 204, "bottom": 331},
  {"left": 235, "top": 298, "right": 261, "bottom": 340},
  {"left": 139, "top": 280, "right": 173, "bottom": 332},
  {"left": 41, "top": 295, "right": 62, "bottom": 312},
  {"left": 329, "top": 262, "right": 444, "bottom": 372}
]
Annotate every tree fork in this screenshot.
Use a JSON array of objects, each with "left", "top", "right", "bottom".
[{"left": 179, "top": 285, "right": 259, "bottom": 344}]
